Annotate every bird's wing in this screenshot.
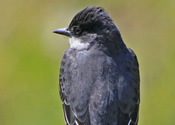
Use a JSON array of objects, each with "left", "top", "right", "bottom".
[
  {"left": 59, "top": 49, "right": 90, "bottom": 125},
  {"left": 118, "top": 48, "right": 140, "bottom": 125}
]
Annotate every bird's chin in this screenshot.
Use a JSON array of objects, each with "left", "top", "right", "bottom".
[{"left": 69, "top": 37, "right": 90, "bottom": 50}]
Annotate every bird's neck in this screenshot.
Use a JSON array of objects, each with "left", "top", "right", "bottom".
[{"left": 96, "top": 28, "right": 127, "bottom": 55}]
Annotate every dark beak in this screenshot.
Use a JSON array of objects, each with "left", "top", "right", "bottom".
[{"left": 53, "top": 28, "right": 71, "bottom": 37}]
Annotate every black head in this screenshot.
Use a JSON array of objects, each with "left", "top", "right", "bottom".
[
  {"left": 54, "top": 7, "right": 119, "bottom": 37},
  {"left": 67, "top": 7, "right": 114, "bottom": 36},
  {"left": 54, "top": 7, "right": 123, "bottom": 51}
]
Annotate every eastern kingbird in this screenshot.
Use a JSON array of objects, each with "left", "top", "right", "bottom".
[{"left": 54, "top": 6, "right": 140, "bottom": 125}]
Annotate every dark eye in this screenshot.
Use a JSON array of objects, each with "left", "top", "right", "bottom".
[{"left": 73, "top": 26, "right": 82, "bottom": 35}]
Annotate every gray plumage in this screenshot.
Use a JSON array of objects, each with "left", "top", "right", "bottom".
[{"left": 55, "top": 7, "right": 140, "bottom": 125}]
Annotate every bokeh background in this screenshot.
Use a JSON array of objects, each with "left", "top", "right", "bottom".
[{"left": 0, "top": 0, "right": 175, "bottom": 125}]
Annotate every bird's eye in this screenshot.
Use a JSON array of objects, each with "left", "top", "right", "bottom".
[{"left": 73, "top": 26, "right": 82, "bottom": 35}]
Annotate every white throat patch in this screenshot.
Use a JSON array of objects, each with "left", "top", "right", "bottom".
[{"left": 69, "top": 37, "right": 90, "bottom": 50}]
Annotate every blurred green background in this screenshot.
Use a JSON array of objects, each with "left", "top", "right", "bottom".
[{"left": 0, "top": 0, "right": 175, "bottom": 125}]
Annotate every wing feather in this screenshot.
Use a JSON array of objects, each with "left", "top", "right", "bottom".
[{"left": 118, "top": 48, "right": 140, "bottom": 125}]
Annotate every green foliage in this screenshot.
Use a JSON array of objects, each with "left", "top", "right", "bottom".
[{"left": 0, "top": 0, "right": 174, "bottom": 125}]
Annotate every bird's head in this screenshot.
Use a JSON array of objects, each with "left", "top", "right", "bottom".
[{"left": 54, "top": 7, "right": 122, "bottom": 51}]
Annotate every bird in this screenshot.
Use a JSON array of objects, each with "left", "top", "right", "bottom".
[{"left": 53, "top": 6, "right": 140, "bottom": 125}]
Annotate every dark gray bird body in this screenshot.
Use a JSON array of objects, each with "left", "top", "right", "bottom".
[{"left": 54, "top": 7, "right": 140, "bottom": 125}]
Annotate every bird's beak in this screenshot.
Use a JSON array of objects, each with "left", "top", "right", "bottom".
[{"left": 53, "top": 28, "right": 71, "bottom": 37}]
